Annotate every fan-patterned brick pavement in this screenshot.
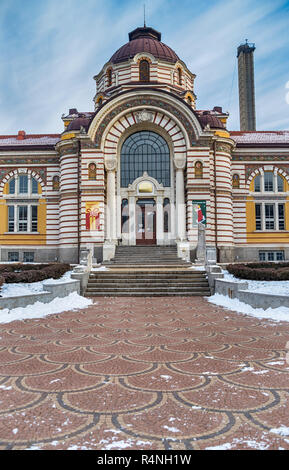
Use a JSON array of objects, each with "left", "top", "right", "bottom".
[{"left": 0, "top": 297, "right": 289, "bottom": 450}]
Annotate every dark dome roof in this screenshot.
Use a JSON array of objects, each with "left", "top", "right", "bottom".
[
  {"left": 110, "top": 26, "right": 179, "bottom": 64},
  {"left": 66, "top": 117, "right": 91, "bottom": 132},
  {"left": 198, "top": 112, "right": 225, "bottom": 130}
]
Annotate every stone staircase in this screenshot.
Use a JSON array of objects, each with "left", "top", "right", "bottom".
[
  {"left": 84, "top": 245, "right": 210, "bottom": 297},
  {"left": 103, "top": 245, "right": 190, "bottom": 267}
]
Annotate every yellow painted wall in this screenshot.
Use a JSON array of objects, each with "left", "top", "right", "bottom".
[
  {"left": 246, "top": 174, "right": 289, "bottom": 243},
  {"left": 0, "top": 199, "right": 46, "bottom": 245}
]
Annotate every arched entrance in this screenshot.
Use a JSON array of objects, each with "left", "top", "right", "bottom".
[{"left": 119, "top": 130, "right": 173, "bottom": 245}]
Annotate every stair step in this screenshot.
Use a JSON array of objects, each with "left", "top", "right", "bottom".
[
  {"left": 85, "top": 292, "right": 210, "bottom": 297},
  {"left": 86, "top": 287, "right": 210, "bottom": 293},
  {"left": 88, "top": 282, "right": 207, "bottom": 286}
]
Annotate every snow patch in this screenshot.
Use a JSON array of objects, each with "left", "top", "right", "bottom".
[
  {"left": 222, "top": 270, "right": 289, "bottom": 296},
  {"left": 208, "top": 293, "right": 289, "bottom": 323},
  {"left": 0, "top": 292, "right": 93, "bottom": 324},
  {"left": 1, "top": 270, "right": 73, "bottom": 298},
  {"left": 270, "top": 426, "right": 289, "bottom": 436}
]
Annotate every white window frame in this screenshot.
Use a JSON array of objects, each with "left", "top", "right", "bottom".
[
  {"left": 7, "top": 203, "right": 39, "bottom": 234},
  {"left": 259, "top": 251, "right": 285, "bottom": 262},
  {"left": 253, "top": 170, "right": 285, "bottom": 194},
  {"left": 255, "top": 202, "right": 286, "bottom": 232},
  {"left": 6, "top": 174, "right": 39, "bottom": 199}
]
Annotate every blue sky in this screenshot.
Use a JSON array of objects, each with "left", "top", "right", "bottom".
[{"left": 0, "top": 0, "right": 288, "bottom": 134}]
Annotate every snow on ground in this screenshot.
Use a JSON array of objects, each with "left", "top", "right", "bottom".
[
  {"left": 206, "top": 269, "right": 289, "bottom": 323},
  {"left": 0, "top": 270, "right": 73, "bottom": 298},
  {"left": 208, "top": 293, "right": 289, "bottom": 323},
  {"left": 91, "top": 266, "right": 109, "bottom": 272},
  {"left": 0, "top": 291, "right": 93, "bottom": 324},
  {"left": 222, "top": 269, "right": 289, "bottom": 296},
  {"left": 189, "top": 265, "right": 205, "bottom": 271}
]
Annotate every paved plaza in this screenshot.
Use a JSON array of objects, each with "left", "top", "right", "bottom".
[{"left": 0, "top": 296, "right": 289, "bottom": 450}]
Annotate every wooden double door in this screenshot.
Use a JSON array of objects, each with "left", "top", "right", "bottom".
[{"left": 135, "top": 198, "right": 156, "bottom": 245}]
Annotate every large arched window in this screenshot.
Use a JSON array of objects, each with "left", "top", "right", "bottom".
[
  {"left": 120, "top": 131, "right": 170, "bottom": 187},
  {"left": 139, "top": 59, "right": 150, "bottom": 82}
]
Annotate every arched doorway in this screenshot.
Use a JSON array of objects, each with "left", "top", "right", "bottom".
[{"left": 119, "top": 130, "right": 172, "bottom": 245}]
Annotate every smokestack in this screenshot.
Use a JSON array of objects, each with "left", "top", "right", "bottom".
[{"left": 237, "top": 41, "right": 256, "bottom": 131}]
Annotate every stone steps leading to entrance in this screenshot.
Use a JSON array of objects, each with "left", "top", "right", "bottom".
[{"left": 85, "top": 245, "right": 209, "bottom": 297}]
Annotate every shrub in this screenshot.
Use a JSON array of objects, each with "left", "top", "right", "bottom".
[
  {"left": 227, "top": 262, "right": 289, "bottom": 281},
  {"left": 0, "top": 263, "right": 71, "bottom": 284}
]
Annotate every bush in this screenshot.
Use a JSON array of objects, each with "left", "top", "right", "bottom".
[
  {"left": 227, "top": 262, "right": 289, "bottom": 281},
  {"left": 0, "top": 263, "right": 71, "bottom": 284}
]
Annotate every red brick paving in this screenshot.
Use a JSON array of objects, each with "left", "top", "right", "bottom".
[{"left": 0, "top": 296, "right": 289, "bottom": 450}]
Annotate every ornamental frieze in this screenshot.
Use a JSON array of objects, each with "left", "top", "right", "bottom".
[
  {"left": 94, "top": 97, "right": 196, "bottom": 147},
  {"left": 58, "top": 143, "right": 79, "bottom": 156},
  {"left": 80, "top": 139, "right": 96, "bottom": 150},
  {"left": 216, "top": 143, "right": 232, "bottom": 154},
  {"left": 0, "top": 157, "right": 58, "bottom": 165},
  {"left": 232, "top": 154, "right": 289, "bottom": 161}
]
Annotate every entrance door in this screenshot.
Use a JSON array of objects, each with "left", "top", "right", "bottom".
[{"left": 136, "top": 199, "right": 156, "bottom": 245}]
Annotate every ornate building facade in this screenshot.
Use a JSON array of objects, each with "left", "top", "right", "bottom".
[{"left": 0, "top": 26, "right": 289, "bottom": 264}]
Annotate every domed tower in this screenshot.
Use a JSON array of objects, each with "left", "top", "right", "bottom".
[{"left": 93, "top": 26, "right": 197, "bottom": 110}]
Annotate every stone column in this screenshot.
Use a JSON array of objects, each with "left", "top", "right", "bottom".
[
  {"left": 174, "top": 156, "right": 186, "bottom": 241},
  {"left": 156, "top": 195, "right": 164, "bottom": 245},
  {"left": 128, "top": 194, "right": 136, "bottom": 245},
  {"left": 104, "top": 158, "right": 117, "bottom": 242}
]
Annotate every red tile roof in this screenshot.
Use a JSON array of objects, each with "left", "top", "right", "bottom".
[
  {"left": 0, "top": 134, "right": 60, "bottom": 148},
  {"left": 231, "top": 131, "right": 289, "bottom": 145}
]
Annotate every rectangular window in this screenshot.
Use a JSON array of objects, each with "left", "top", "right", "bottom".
[
  {"left": 8, "top": 206, "right": 15, "bottom": 232},
  {"left": 9, "top": 178, "right": 15, "bottom": 194},
  {"left": 31, "top": 206, "right": 38, "bottom": 232},
  {"left": 265, "top": 204, "right": 275, "bottom": 230},
  {"left": 19, "top": 175, "right": 28, "bottom": 194},
  {"left": 259, "top": 251, "right": 285, "bottom": 261},
  {"left": 23, "top": 252, "right": 35, "bottom": 263},
  {"left": 276, "top": 251, "right": 285, "bottom": 261},
  {"left": 8, "top": 252, "right": 19, "bottom": 262},
  {"left": 264, "top": 172, "right": 274, "bottom": 192},
  {"left": 32, "top": 178, "right": 38, "bottom": 194},
  {"left": 254, "top": 174, "right": 261, "bottom": 192},
  {"left": 277, "top": 175, "right": 284, "bottom": 192},
  {"left": 278, "top": 203, "right": 285, "bottom": 230},
  {"left": 255, "top": 204, "right": 262, "bottom": 230},
  {"left": 18, "top": 205, "right": 28, "bottom": 231}
]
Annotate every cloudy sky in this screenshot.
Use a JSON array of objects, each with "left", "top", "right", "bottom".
[{"left": 0, "top": 0, "right": 288, "bottom": 135}]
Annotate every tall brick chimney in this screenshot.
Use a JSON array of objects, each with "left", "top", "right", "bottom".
[{"left": 237, "top": 41, "right": 256, "bottom": 131}]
